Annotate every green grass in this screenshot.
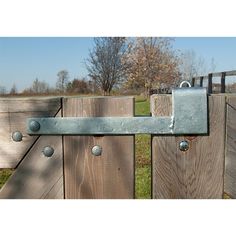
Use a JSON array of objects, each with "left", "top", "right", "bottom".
[
  {"left": 0, "top": 169, "right": 13, "bottom": 189},
  {"left": 135, "top": 97, "right": 151, "bottom": 199},
  {"left": 135, "top": 166, "right": 151, "bottom": 199},
  {"left": 135, "top": 96, "right": 150, "bottom": 115},
  {"left": 224, "top": 193, "right": 232, "bottom": 199}
]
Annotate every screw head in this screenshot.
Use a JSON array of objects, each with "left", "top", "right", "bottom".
[
  {"left": 43, "top": 146, "right": 54, "bottom": 157},
  {"left": 179, "top": 140, "right": 189, "bottom": 152},
  {"left": 91, "top": 145, "right": 102, "bottom": 156},
  {"left": 29, "top": 120, "right": 40, "bottom": 132},
  {"left": 12, "top": 131, "right": 23, "bottom": 142}
]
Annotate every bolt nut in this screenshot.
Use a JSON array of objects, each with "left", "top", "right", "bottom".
[
  {"left": 29, "top": 120, "right": 40, "bottom": 132},
  {"left": 12, "top": 131, "right": 23, "bottom": 142},
  {"left": 43, "top": 146, "right": 54, "bottom": 157},
  {"left": 179, "top": 140, "right": 189, "bottom": 152},
  {"left": 91, "top": 145, "right": 102, "bottom": 156}
]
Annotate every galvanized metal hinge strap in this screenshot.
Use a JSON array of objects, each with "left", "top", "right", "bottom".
[{"left": 27, "top": 87, "right": 208, "bottom": 135}]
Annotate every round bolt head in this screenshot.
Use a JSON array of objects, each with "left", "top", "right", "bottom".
[
  {"left": 12, "top": 131, "right": 23, "bottom": 142},
  {"left": 29, "top": 120, "right": 40, "bottom": 132},
  {"left": 179, "top": 140, "right": 189, "bottom": 152},
  {"left": 91, "top": 145, "right": 102, "bottom": 156},
  {"left": 43, "top": 146, "right": 54, "bottom": 157}
]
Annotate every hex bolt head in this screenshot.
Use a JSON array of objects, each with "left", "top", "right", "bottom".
[
  {"left": 91, "top": 145, "right": 102, "bottom": 156},
  {"left": 29, "top": 120, "right": 40, "bottom": 132},
  {"left": 12, "top": 131, "right": 23, "bottom": 142},
  {"left": 43, "top": 146, "right": 54, "bottom": 157},
  {"left": 179, "top": 140, "right": 189, "bottom": 152}
]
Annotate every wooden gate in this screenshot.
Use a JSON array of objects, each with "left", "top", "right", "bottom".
[{"left": 0, "top": 94, "right": 235, "bottom": 199}]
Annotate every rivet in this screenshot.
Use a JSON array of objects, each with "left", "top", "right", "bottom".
[
  {"left": 91, "top": 145, "right": 102, "bottom": 156},
  {"left": 12, "top": 131, "right": 23, "bottom": 142},
  {"left": 179, "top": 140, "right": 189, "bottom": 151},
  {"left": 43, "top": 146, "right": 54, "bottom": 157},
  {"left": 29, "top": 120, "right": 40, "bottom": 132}
]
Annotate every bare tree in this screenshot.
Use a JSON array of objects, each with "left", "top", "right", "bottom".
[
  {"left": 0, "top": 85, "right": 6, "bottom": 95},
  {"left": 86, "top": 37, "right": 128, "bottom": 95},
  {"left": 10, "top": 83, "right": 17, "bottom": 95},
  {"left": 67, "top": 78, "right": 91, "bottom": 94},
  {"left": 23, "top": 78, "right": 49, "bottom": 94},
  {"left": 209, "top": 57, "right": 217, "bottom": 73},
  {"left": 32, "top": 78, "right": 40, "bottom": 93},
  {"left": 32, "top": 78, "right": 49, "bottom": 94},
  {"left": 180, "top": 50, "right": 207, "bottom": 81},
  {"left": 56, "top": 70, "right": 69, "bottom": 93}
]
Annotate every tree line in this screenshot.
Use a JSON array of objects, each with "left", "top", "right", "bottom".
[
  {"left": 0, "top": 71, "right": 92, "bottom": 96},
  {"left": 0, "top": 37, "right": 219, "bottom": 97}
]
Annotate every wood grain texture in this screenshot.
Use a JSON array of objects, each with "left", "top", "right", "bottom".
[
  {"left": 0, "top": 111, "right": 64, "bottom": 199},
  {"left": 0, "top": 97, "right": 61, "bottom": 112},
  {"left": 151, "top": 94, "right": 226, "bottom": 199},
  {"left": 225, "top": 96, "right": 236, "bottom": 198},
  {"left": 0, "top": 98, "right": 61, "bottom": 168},
  {"left": 63, "top": 97, "right": 134, "bottom": 199}
]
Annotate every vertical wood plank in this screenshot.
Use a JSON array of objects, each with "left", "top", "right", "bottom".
[
  {"left": 225, "top": 96, "right": 236, "bottom": 198},
  {"left": 151, "top": 94, "right": 225, "bottom": 199},
  {"left": 63, "top": 97, "right": 134, "bottom": 199},
  {"left": 0, "top": 110, "right": 64, "bottom": 199}
]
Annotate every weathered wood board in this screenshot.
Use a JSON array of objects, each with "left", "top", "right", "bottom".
[
  {"left": 0, "top": 97, "right": 61, "bottom": 168},
  {"left": 151, "top": 94, "right": 226, "bottom": 199},
  {"left": 225, "top": 97, "right": 236, "bottom": 198},
  {"left": 63, "top": 97, "right": 134, "bottom": 199},
  {"left": 0, "top": 110, "right": 64, "bottom": 199}
]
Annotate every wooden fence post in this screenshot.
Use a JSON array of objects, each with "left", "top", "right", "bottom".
[
  {"left": 63, "top": 97, "right": 135, "bottom": 199},
  {"left": 200, "top": 76, "right": 204, "bottom": 87},
  {"left": 208, "top": 73, "right": 213, "bottom": 94},
  {"left": 151, "top": 94, "right": 226, "bottom": 199},
  {"left": 221, "top": 72, "right": 226, "bottom": 93}
]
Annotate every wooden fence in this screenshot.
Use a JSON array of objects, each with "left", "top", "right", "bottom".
[
  {"left": 0, "top": 94, "right": 235, "bottom": 199},
  {"left": 192, "top": 69, "right": 236, "bottom": 94}
]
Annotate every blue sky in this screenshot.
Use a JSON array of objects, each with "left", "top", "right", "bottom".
[
  {"left": 0, "top": 37, "right": 94, "bottom": 91},
  {"left": 0, "top": 37, "right": 236, "bottom": 91},
  {"left": 173, "top": 37, "right": 236, "bottom": 71}
]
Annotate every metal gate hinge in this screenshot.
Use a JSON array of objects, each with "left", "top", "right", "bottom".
[{"left": 27, "top": 87, "right": 208, "bottom": 135}]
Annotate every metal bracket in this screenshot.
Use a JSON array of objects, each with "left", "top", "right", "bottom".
[{"left": 27, "top": 87, "right": 208, "bottom": 135}]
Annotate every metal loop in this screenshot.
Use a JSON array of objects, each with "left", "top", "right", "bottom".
[{"left": 179, "top": 81, "right": 192, "bottom": 88}]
